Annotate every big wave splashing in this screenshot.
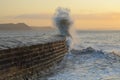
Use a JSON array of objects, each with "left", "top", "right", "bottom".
[
  {"left": 53, "top": 7, "right": 80, "bottom": 50},
  {"left": 35, "top": 8, "right": 120, "bottom": 80},
  {"left": 53, "top": 8, "right": 74, "bottom": 50},
  {"left": 53, "top": 7, "right": 73, "bottom": 37},
  {"left": 46, "top": 8, "right": 120, "bottom": 80}
]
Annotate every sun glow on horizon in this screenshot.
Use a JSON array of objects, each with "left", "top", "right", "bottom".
[{"left": 0, "top": 0, "right": 120, "bottom": 30}]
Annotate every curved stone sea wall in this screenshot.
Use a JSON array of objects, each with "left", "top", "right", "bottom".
[{"left": 0, "top": 39, "right": 67, "bottom": 80}]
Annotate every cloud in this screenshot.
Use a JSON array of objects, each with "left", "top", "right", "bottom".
[
  {"left": 1, "top": 14, "right": 52, "bottom": 20},
  {"left": 2, "top": 13, "right": 120, "bottom": 20},
  {"left": 73, "top": 13, "right": 120, "bottom": 20}
]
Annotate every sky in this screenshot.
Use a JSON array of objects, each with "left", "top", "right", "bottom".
[{"left": 0, "top": 0, "right": 120, "bottom": 30}]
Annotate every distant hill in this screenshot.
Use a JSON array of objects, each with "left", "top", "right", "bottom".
[{"left": 0, "top": 23, "right": 31, "bottom": 30}]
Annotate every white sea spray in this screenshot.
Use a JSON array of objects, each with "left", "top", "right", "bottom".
[{"left": 53, "top": 7, "right": 79, "bottom": 50}]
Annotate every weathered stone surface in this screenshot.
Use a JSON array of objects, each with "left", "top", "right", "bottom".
[{"left": 0, "top": 37, "right": 67, "bottom": 80}]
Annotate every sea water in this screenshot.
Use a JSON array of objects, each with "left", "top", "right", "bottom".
[
  {"left": 0, "top": 30, "right": 120, "bottom": 80},
  {"left": 46, "top": 30, "right": 120, "bottom": 80},
  {"left": 78, "top": 30, "right": 120, "bottom": 53}
]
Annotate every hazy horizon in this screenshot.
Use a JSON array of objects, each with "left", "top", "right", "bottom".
[{"left": 0, "top": 0, "right": 120, "bottom": 30}]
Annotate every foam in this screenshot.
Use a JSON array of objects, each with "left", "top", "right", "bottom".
[{"left": 47, "top": 47, "right": 120, "bottom": 80}]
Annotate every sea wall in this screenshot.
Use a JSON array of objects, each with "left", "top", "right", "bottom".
[{"left": 0, "top": 39, "right": 67, "bottom": 80}]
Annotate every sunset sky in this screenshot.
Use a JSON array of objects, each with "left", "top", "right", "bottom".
[{"left": 0, "top": 0, "right": 120, "bottom": 30}]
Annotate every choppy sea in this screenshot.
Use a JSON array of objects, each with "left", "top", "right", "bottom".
[{"left": 0, "top": 29, "right": 120, "bottom": 80}]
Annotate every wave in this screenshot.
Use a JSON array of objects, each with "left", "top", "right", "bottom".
[{"left": 46, "top": 47, "right": 120, "bottom": 80}]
